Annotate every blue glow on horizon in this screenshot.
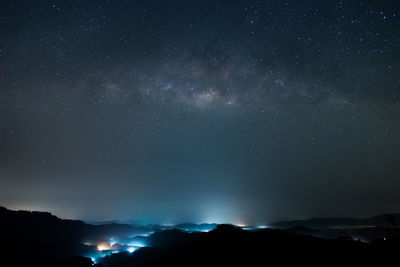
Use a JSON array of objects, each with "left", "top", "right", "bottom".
[
  {"left": 109, "top": 237, "right": 117, "bottom": 246},
  {"left": 126, "top": 241, "right": 146, "bottom": 247}
]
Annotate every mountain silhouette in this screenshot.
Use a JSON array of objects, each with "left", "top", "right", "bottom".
[
  {"left": 272, "top": 214, "right": 400, "bottom": 228},
  {"left": 1, "top": 206, "right": 400, "bottom": 267}
]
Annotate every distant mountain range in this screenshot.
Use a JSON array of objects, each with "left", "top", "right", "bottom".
[
  {"left": 174, "top": 222, "right": 219, "bottom": 232},
  {"left": 271, "top": 213, "right": 400, "bottom": 228},
  {"left": 86, "top": 213, "right": 400, "bottom": 230},
  {"left": 87, "top": 220, "right": 218, "bottom": 232}
]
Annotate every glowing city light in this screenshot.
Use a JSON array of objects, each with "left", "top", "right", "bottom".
[
  {"left": 127, "top": 241, "right": 146, "bottom": 248},
  {"left": 97, "top": 242, "right": 112, "bottom": 251},
  {"left": 109, "top": 237, "right": 117, "bottom": 246}
]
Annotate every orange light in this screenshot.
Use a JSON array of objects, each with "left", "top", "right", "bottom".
[{"left": 97, "top": 242, "right": 112, "bottom": 251}]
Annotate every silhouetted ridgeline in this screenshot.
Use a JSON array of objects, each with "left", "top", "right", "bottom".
[
  {"left": 1, "top": 206, "right": 399, "bottom": 267},
  {"left": 272, "top": 214, "right": 400, "bottom": 228},
  {"left": 0, "top": 206, "right": 138, "bottom": 266},
  {"left": 99, "top": 224, "right": 400, "bottom": 267}
]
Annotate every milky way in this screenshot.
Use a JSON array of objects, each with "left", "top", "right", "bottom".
[{"left": 1, "top": 1, "right": 400, "bottom": 224}]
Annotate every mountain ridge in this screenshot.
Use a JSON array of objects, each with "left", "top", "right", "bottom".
[{"left": 272, "top": 213, "right": 400, "bottom": 228}]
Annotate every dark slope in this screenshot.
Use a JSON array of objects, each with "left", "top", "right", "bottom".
[{"left": 0, "top": 206, "right": 136, "bottom": 266}]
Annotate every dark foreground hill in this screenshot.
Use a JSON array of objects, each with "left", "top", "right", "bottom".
[
  {"left": 0, "top": 206, "right": 145, "bottom": 266},
  {"left": 1, "top": 206, "right": 400, "bottom": 267}
]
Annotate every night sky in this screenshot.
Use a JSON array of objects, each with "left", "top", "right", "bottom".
[{"left": 1, "top": 0, "right": 400, "bottom": 225}]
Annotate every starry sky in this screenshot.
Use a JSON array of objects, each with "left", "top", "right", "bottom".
[{"left": 1, "top": 0, "right": 400, "bottom": 225}]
